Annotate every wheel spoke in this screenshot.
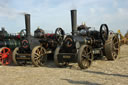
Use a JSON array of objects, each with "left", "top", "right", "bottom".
[
  {"left": 40, "top": 56, "right": 46, "bottom": 63},
  {"left": 88, "top": 56, "right": 92, "bottom": 61},
  {"left": 36, "top": 49, "right": 39, "bottom": 54},
  {"left": 34, "top": 56, "right": 40, "bottom": 63},
  {"left": 34, "top": 53, "right": 40, "bottom": 57},
  {"left": 3, "top": 49, "right": 5, "bottom": 54},
  {"left": 84, "top": 47, "right": 87, "bottom": 55},
  {"left": 34, "top": 55, "right": 40, "bottom": 60},
  {"left": 114, "top": 47, "right": 119, "bottom": 50},
  {"left": 112, "top": 52, "right": 117, "bottom": 58},
  {"left": 87, "top": 51, "right": 91, "bottom": 55},
  {"left": 81, "top": 57, "right": 86, "bottom": 65},
  {"left": 114, "top": 41, "right": 119, "bottom": 45},
  {"left": 80, "top": 46, "right": 92, "bottom": 69},
  {"left": 82, "top": 59, "right": 86, "bottom": 66},
  {"left": 32, "top": 46, "right": 47, "bottom": 66},
  {"left": 82, "top": 57, "right": 89, "bottom": 67},
  {"left": 6, "top": 48, "right": 10, "bottom": 54},
  {"left": 82, "top": 50, "right": 86, "bottom": 56},
  {"left": 37, "top": 59, "right": 41, "bottom": 64},
  {"left": 113, "top": 37, "right": 117, "bottom": 41}
]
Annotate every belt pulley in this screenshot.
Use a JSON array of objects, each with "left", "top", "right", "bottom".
[{"left": 0, "top": 47, "right": 12, "bottom": 65}]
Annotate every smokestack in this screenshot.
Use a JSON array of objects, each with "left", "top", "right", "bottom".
[
  {"left": 25, "top": 14, "right": 31, "bottom": 37},
  {"left": 71, "top": 10, "right": 77, "bottom": 35}
]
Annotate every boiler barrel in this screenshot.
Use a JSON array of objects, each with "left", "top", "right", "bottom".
[
  {"left": 0, "top": 33, "right": 20, "bottom": 39},
  {"left": 0, "top": 40, "right": 20, "bottom": 49}
]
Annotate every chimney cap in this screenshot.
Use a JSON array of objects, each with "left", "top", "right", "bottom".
[{"left": 24, "top": 14, "right": 30, "bottom": 16}]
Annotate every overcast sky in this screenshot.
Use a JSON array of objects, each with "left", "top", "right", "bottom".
[{"left": 0, "top": 0, "right": 127, "bottom": 34}]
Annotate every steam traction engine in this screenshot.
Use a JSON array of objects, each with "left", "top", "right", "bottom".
[
  {"left": 0, "top": 28, "right": 24, "bottom": 65},
  {"left": 12, "top": 14, "right": 65, "bottom": 66},
  {"left": 54, "top": 10, "right": 120, "bottom": 69},
  {"left": 29, "top": 27, "right": 64, "bottom": 66},
  {"left": 12, "top": 14, "right": 41, "bottom": 66}
]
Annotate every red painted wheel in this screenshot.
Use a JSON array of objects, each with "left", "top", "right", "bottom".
[{"left": 0, "top": 47, "right": 12, "bottom": 65}]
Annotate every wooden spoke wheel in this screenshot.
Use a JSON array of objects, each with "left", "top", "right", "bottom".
[
  {"left": 54, "top": 46, "right": 68, "bottom": 67},
  {"left": 31, "top": 46, "right": 47, "bottom": 67},
  {"left": 105, "top": 34, "right": 120, "bottom": 60},
  {"left": 12, "top": 47, "right": 27, "bottom": 65},
  {"left": 0, "top": 47, "right": 12, "bottom": 65},
  {"left": 78, "top": 45, "right": 93, "bottom": 69}
]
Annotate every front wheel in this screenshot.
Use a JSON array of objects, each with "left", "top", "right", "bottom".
[
  {"left": 54, "top": 46, "right": 68, "bottom": 67},
  {"left": 12, "top": 47, "right": 27, "bottom": 65},
  {"left": 78, "top": 45, "right": 93, "bottom": 69}
]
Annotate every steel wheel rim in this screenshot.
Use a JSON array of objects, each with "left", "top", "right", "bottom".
[
  {"left": 13, "top": 47, "right": 27, "bottom": 65},
  {"left": 32, "top": 46, "right": 47, "bottom": 66},
  {"left": 81, "top": 46, "right": 92, "bottom": 68},
  {"left": 54, "top": 46, "right": 68, "bottom": 67},
  {"left": 100, "top": 24, "right": 109, "bottom": 42},
  {"left": 112, "top": 36, "right": 119, "bottom": 59}
]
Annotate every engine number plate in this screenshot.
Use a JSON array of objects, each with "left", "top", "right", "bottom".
[{"left": 63, "top": 56, "right": 71, "bottom": 58}]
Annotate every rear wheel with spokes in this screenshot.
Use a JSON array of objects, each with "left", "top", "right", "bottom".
[
  {"left": 105, "top": 34, "right": 120, "bottom": 60},
  {"left": 31, "top": 46, "right": 47, "bottom": 67}
]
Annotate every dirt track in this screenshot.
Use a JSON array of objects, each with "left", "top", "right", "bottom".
[{"left": 0, "top": 45, "right": 128, "bottom": 85}]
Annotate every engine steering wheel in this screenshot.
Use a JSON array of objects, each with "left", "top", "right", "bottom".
[
  {"left": 100, "top": 24, "right": 109, "bottom": 43},
  {"left": 55, "top": 27, "right": 65, "bottom": 42},
  {"left": 19, "top": 29, "right": 26, "bottom": 37}
]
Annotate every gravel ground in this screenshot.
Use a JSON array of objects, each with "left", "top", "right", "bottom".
[{"left": 0, "top": 45, "right": 128, "bottom": 85}]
